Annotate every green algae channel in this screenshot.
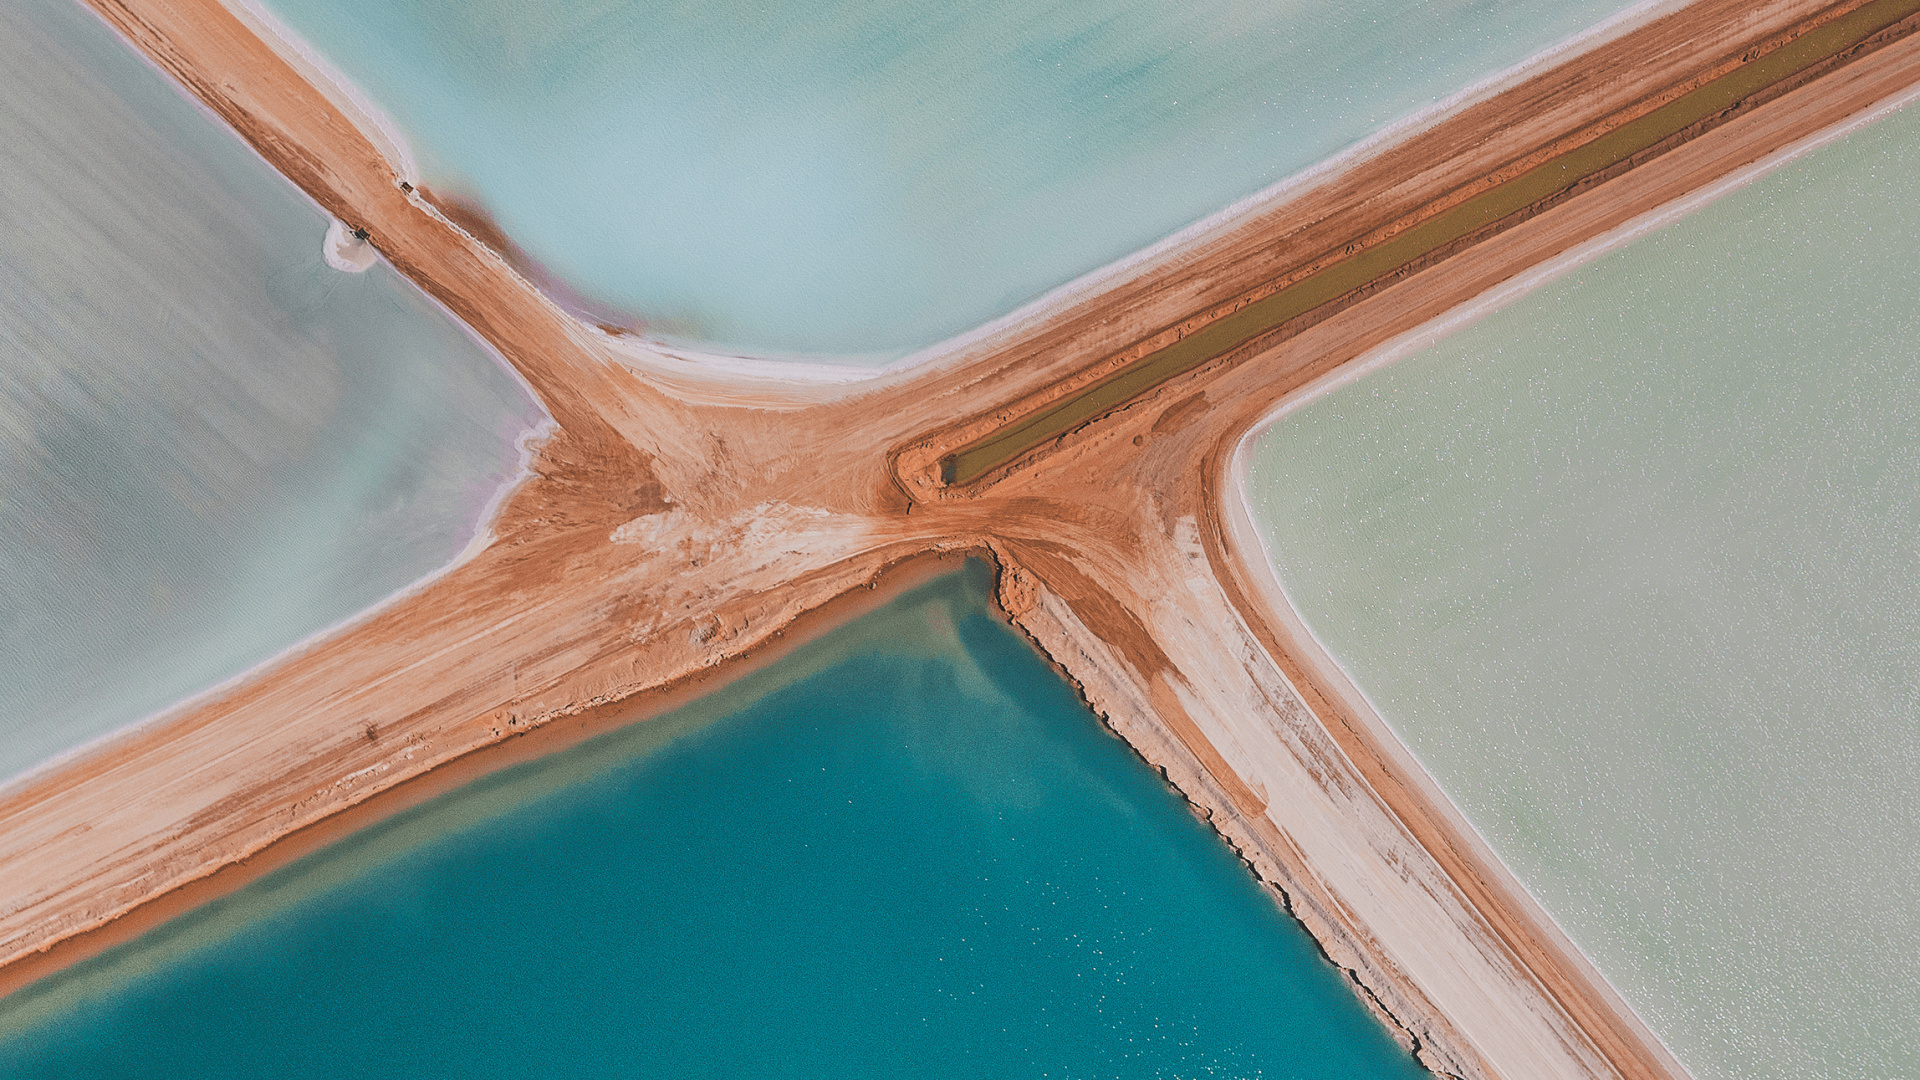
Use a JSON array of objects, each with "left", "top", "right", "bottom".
[{"left": 940, "top": 0, "right": 1920, "bottom": 488}]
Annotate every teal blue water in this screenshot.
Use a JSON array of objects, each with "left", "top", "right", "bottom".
[
  {"left": 258, "top": 0, "right": 1636, "bottom": 358},
  {"left": 0, "top": 0, "right": 545, "bottom": 781},
  {"left": 0, "top": 564, "right": 1427, "bottom": 1079},
  {"left": 1244, "top": 104, "right": 1920, "bottom": 1080}
]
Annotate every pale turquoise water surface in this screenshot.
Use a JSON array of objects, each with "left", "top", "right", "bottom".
[
  {"left": 0, "top": 564, "right": 1429, "bottom": 1079},
  {"left": 1244, "top": 104, "right": 1920, "bottom": 1080},
  {"left": 257, "top": 0, "right": 1637, "bottom": 358},
  {"left": 0, "top": 0, "right": 545, "bottom": 782}
]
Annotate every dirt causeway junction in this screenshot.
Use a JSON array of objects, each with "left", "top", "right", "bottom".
[{"left": 5, "top": 1, "right": 1919, "bottom": 1076}]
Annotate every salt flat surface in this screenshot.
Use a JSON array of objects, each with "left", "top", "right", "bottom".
[
  {"left": 1243, "top": 102, "right": 1920, "bottom": 1080},
  {"left": 254, "top": 0, "right": 1637, "bottom": 359},
  {"left": 0, "top": 0, "right": 544, "bottom": 783}
]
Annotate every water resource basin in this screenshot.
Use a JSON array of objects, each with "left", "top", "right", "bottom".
[
  {"left": 1242, "top": 101, "right": 1920, "bottom": 1080},
  {"left": 0, "top": 564, "right": 1430, "bottom": 1079}
]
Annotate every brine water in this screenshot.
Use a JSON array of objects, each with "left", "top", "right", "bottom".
[{"left": 0, "top": 564, "right": 1429, "bottom": 1080}]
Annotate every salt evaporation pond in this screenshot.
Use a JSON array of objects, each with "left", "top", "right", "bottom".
[
  {"left": 256, "top": 0, "right": 1637, "bottom": 358},
  {"left": 0, "top": 564, "right": 1427, "bottom": 1079},
  {"left": 1243, "top": 102, "right": 1920, "bottom": 1080},
  {"left": 0, "top": 0, "right": 545, "bottom": 783}
]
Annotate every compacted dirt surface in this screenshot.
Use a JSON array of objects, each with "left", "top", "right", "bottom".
[{"left": 4, "top": 1, "right": 1918, "bottom": 1077}]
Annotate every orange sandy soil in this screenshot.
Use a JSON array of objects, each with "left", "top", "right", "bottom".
[{"left": 3, "top": 1, "right": 1917, "bottom": 1077}]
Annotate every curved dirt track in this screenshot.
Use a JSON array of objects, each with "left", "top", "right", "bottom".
[{"left": 4, "top": 1, "right": 1918, "bottom": 1077}]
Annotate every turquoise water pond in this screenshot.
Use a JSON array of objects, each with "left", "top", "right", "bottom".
[
  {"left": 1243, "top": 103, "right": 1920, "bottom": 1080},
  {"left": 0, "top": 0, "right": 544, "bottom": 781},
  {"left": 0, "top": 564, "right": 1428, "bottom": 1079},
  {"left": 257, "top": 0, "right": 1637, "bottom": 358}
]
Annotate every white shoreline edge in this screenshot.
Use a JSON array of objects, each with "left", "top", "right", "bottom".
[
  {"left": 1218, "top": 81, "right": 1920, "bottom": 1080},
  {"left": 219, "top": 0, "right": 420, "bottom": 184},
  {"left": 210, "top": 0, "right": 1693, "bottom": 389}
]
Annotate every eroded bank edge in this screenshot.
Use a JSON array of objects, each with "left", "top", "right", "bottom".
[{"left": 985, "top": 543, "right": 1485, "bottom": 1079}]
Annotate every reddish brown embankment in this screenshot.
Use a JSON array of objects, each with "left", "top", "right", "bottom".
[{"left": 3, "top": 1, "right": 1917, "bottom": 1078}]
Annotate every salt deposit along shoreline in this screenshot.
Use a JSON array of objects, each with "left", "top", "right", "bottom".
[{"left": 4, "top": 1, "right": 1919, "bottom": 1078}]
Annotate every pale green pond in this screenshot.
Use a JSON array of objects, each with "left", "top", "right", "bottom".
[{"left": 1244, "top": 102, "right": 1920, "bottom": 1080}]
